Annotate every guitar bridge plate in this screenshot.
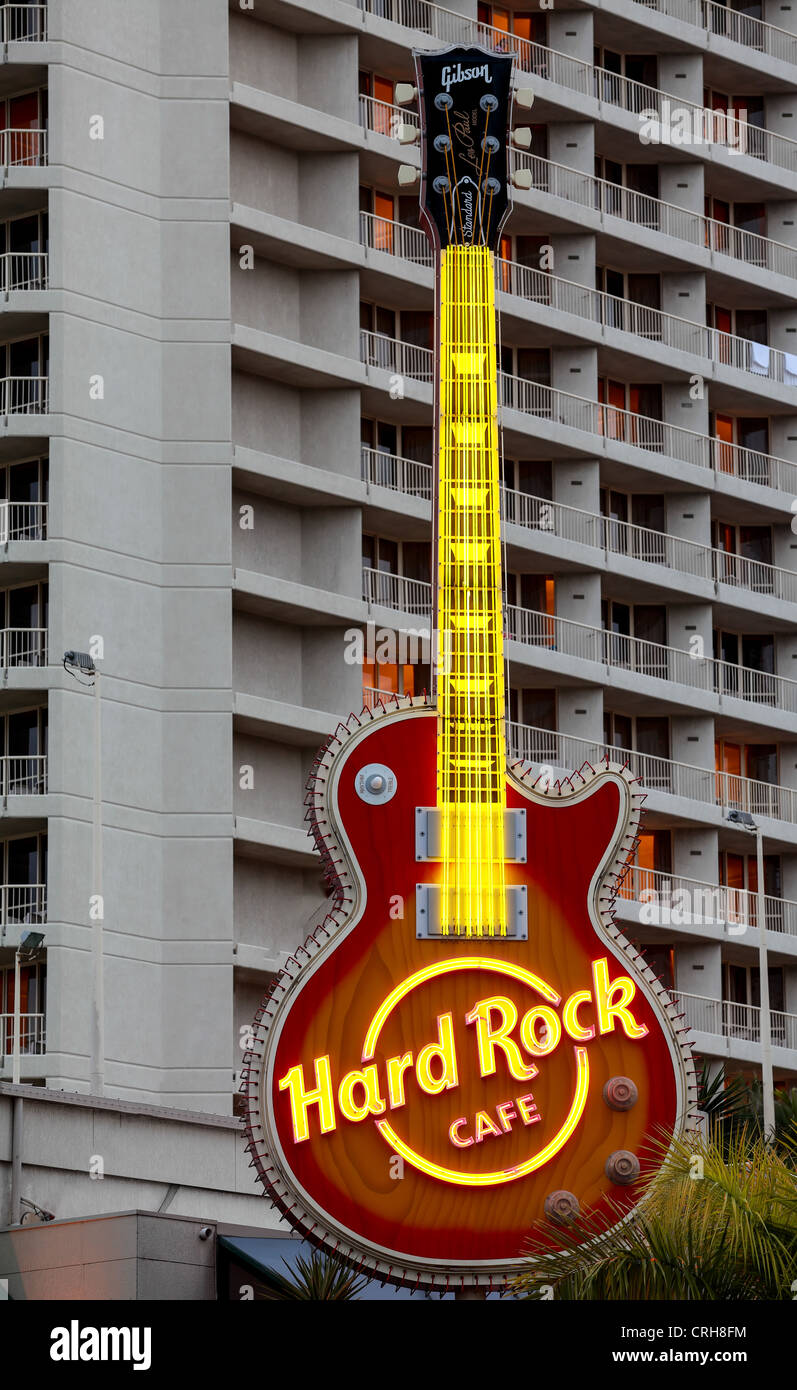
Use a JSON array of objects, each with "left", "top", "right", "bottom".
[
  {"left": 415, "top": 883, "right": 528, "bottom": 940},
  {"left": 415, "top": 807, "right": 526, "bottom": 863}
]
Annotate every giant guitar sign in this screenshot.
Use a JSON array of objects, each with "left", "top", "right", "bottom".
[{"left": 242, "top": 44, "right": 696, "bottom": 1292}]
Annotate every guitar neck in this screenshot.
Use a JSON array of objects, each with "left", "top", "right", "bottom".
[{"left": 435, "top": 244, "right": 507, "bottom": 813}]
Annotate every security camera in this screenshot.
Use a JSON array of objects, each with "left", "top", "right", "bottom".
[{"left": 198, "top": 1226, "right": 213, "bottom": 1241}]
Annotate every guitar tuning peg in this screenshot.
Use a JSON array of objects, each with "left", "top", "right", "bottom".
[
  {"left": 514, "top": 87, "right": 534, "bottom": 110},
  {"left": 512, "top": 127, "right": 532, "bottom": 149},
  {"left": 511, "top": 168, "right": 533, "bottom": 190},
  {"left": 395, "top": 82, "right": 418, "bottom": 105},
  {"left": 398, "top": 165, "right": 420, "bottom": 187},
  {"left": 397, "top": 123, "right": 420, "bottom": 145}
]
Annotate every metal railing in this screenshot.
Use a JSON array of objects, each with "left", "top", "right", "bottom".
[
  {"left": 0, "top": 1011, "right": 45, "bottom": 1055},
  {"left": 0, "top": 881, "right": 45, "bottom": 927},
  {"left": 0, "top": 627, "right": 47, "bottom": 667},
  {"left": 359, "top": 569, "right": 797, "bottom": 716},
  {"left": 0, "top": 250, "right": 47, "bottom": 293},
  {"left": 357, "top": 0, "right": 797, "bottom": 158},
  {"left": 0, "top": 754, "right": 46, "bottom": 795},
  {"left": 359, "top": 94, "right": 418, "bottom": 141},
  {"left": 504, "top": 604, "right": 797, "bottom": 712},
  {"left": 615, "top": 863, "right": 797, "bottom": 936},
  {"left": 358, "top": 328, "right": 797, "bottom": 495},
  {"left": 674, "top": 990, "right": 797, "bottom": 1051},
  {"left": 636, "top": 0, "right": 797, "bottom": 67},
  {"left": 360, "top": 328, "right": 433, "bottom": 382},
  {"left": 0, "top": 500, "right": 46, "bottom": 542},
  {"left": 362, "top": 565, "right": 432, "bottom": 616},
  {"left": 360, "top": 210, "right": 431, "bottom": 265},
  {"left": 508, "top": 720, "right": 797, "bottom": 824},
  {"left": 0, "top": 4, "right": 46, "bottom": 42},
  {"left": 0, "top": 375, "right": 48, "bottom": 414},
  {"left": 0, "top": 127, "right": 47, "bottom": 168},
  {"left": 514, "top": 149, "right": 797, "bottom": 281},
  {"left": 361, "top": 445, "right": 432, "bottom": 499}
]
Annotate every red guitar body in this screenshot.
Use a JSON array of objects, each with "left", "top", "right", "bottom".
[{"left": 243, "top": 701, "right": 695, "bottom": 1290}]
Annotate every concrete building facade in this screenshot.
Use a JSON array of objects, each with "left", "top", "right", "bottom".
[{"left": 2, "top": 0, "right": 797, "bottom": 1251}]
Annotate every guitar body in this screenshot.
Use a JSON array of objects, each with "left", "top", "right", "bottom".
[{"left": 243, "top": 701, "right": 695, "bottom": 1287}]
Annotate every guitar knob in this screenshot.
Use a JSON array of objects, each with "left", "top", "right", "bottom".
[
  {"left": 356, "top": 763, "right": 397, "bottom": 805},
  {"left": 605, "top": 1150, "right": 641, "bottom": 1186},
  {"left": 603, "top": 1076, "right": 639, "bottom": 1111},
  {"left": 544, "top": 1190, "right": 580, "bottom": 1225}
]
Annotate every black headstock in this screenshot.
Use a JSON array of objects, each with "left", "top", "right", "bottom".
[{"left": 413, "top": 44, "right": 515, "bottom": 252}]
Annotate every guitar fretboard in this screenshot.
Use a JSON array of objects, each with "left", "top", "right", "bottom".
[{"left": 436, "top": 245, "right": 507, "bottom": 937}]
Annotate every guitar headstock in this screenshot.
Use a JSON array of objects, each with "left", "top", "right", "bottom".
[{"left": 410, "top": 45, "right": 516, "bottom": 252}]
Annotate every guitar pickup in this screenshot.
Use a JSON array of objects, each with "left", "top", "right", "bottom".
[
  {"left": 415, "top": 807, "right": 526, "bottom": 863},
  {"left": 415, "top": 884, "right": 528, "bottom": 940}
]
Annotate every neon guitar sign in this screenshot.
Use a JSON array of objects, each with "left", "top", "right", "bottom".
[{"left": 243, "top": 44, "right": 696, "bottom": 1292}]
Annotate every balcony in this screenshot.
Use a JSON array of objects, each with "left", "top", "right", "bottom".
[
  {"left": 0, "top": 4, "right": 47, "bottom": 42},
  {"left": 359, "top": 330, "right": 794, "bottom": 492},
  {"left": 0, "top": 881, "right": 45, "bottom": 932},
  {"left": 508, "top": 720, "right": 797, "bottom": 824},
  {"left": 0, "top": 250, "right": 47, "bottom": 294},
  {"left": 617, "top": 863, "right": 797, "bottom": 937},
  {"left": 0, "top": 375, "right": 48, "bottom": 415},
  {"left": 0, "top": 1010, "right": 44, "bottom": 1055},
  {"left": 361, "top": 448, "right": 797, "bottom": 606},
  {"left": 675, "top": 990, "right": 797, "bottom": 1055},
  {"left": 0, "top": 500, "right": 46, "bottom": 541},
  {"left": 514, "top": 150, "right": 797, "bottom": 283},
  {"left": 0, "top": 754, "right": 46, "bottom": 796},
  {"left": 360, "top": 565, "right": 794, "bottom": 717},
  {"left": 0, "top": 128, "right": 47, "bottom": 168},
  {"left": 0, "top": 627, "right": 46, "bottom": 667},
  {"left": 358, "top": 0, "right": 797, "bottom": 176},
  {"left": 633, "top": 0, "right": 797, "bottom": 67}
]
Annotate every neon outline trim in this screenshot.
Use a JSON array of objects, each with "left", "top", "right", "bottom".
[{"left": 375, "top": 1047, "right": 590, "bottom": 1187}]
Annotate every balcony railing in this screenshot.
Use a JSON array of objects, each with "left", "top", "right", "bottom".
[
  {"left": 359, "top": 94, "right": 418, "bottom": 141},
  {"left": 0, "top": 1010, "right": 45, "bottom": 1055},
  {"left": 674, "top": 990, "right": 797, "bottom": 1052},
  {"left": 362, "top": 565, "right": 431, "bottom": 616},
  {"left": 0, "top": 627, "right": 47, "bottom": 667},
  {"left": 505, "top": 605, "right": 796, "bottom": 712},
  {"left": 0, "top": 881, "right": 45, "bottom": 928},
  {"left": 508, "top": 720, "right": 797, "bottom": 824},
  {"left": 0, "top": 754, "right": 46, "bottom": 796},
  {"left": 361, "top": 448, "right": 797, "bottom": 606},
  {"left": 360, "top": 328, "right": 433, "bottom": 382},
  {"left": 0, "top": 375, "right": 48, "bottom": 414},
  {"left": 358, "top": 0, "right": 797, "bottom": 160},
  {"left": 617, "top": 863, "right": 797, "bottom": 936},
  {"left": 635, "top": 0, "right": 797, "bottom": 66},
  {"left": 514, "top": 150, "right": 797, "bottom": 282},
  {"left": 360, "top": 210, "right": 431, "bottom": 265},
  {"left": 361, "top": 445, "right": 432, "bottom": 499},
  {"left": 0, "top": 128, "right": 47, "bottom": 168},
  {"left": 359, "top": 330, "right": 795, "bottom": 493},
  {"left": 359, "top": 568, "right": 797, "bottom": 716},
  {"left": 0, "top": 5, "right": 47, "bottom": 42},
  {"left": 0, "top": 250, "right": 47, "bottom": 293},
  {"left": 0, "top": 500, "right": 46, "bottom": 541}
]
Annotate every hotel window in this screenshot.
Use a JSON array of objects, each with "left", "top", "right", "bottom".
[
  {"left": 705, "top": 197, "right": 766, "bottom": 262},
  {"left": 499, "top": 233, "right": 552, "bottom": 294},
  {"left": 2, "top": 210, "right": 48, "bottom": 289},
  {"left": 703, "top": 90, "right": 765, "bottom": 156},
  {"left": 0, "top": 88, "right": 47, "bottom": 166},
  {"left": 362, "top": 659, "right": 430, "bottom": 703},
  {"left": 711, "top": 414, "right": 768, "bottom": 479},
  {"left": 0, "top": 959, "right": 46, "bottom": 1051},
  {"left": 597, "top": 268, "right": 661, "bottom": 334},
  {"left": 1, "top": 830, "right": 46, "bottom": 923},
  {"left": 593, "top": 50, "right": 657, "bottom": 93},
  {"left": 359, "top": 186, "right": 397, "bottom": 253},
  {"left": 715, "top": 739, "right": 777, "bottom": 786},
  {"left": 604, "top": 711, "right": 669, "bottom": 766},
  {"left": 602, "top": 600, "right": 667, "bottom": 676},
  {"left": 0, "top": 705, "right": 47, "bottom": 793},
  {"left": 598, "top": 379, "right": 663, "bottom": 447},
  {"left": 0, "top": 456, "right": 48, "bottom": 539},
  {"left": 0, "top": 581, "right": 48, "bottom": 664},
  {"left": 358, "top": 72, "right": 394, "bottom": 136},
  {"left": 361, "top": 421, "right": 432, "bottom": 496},
  {"left": 600, "top": 488, "right": 665, "bottom": 559},
  {"left": 620, "top": 828, "right": 672, "bottom": 899},
  {"left": 506, "top": 572, "right": 554, "bottom": 613},
  {"left": 719, "top": 849, "right": 781, "bottom": 901},
  {"left": 712, "top": 519, "right": 772, "bottom": 587},
  {"left": 725, "top": 963, "right": 784, "bottom": 1028},
  {"left": 362, "top": 535, "right": 430, "bottom": 585},
  {"left": 508, "top": 688, "right": 557, "bottom": 761},
  {"left": 714, "top": 628, "right": 774, "bottom": 679},
  {"left": 595, "top": 159, "right": 659, "bottom": 224},
  {"left": 477, "top": 7, "right": 547, "bottom": 52}
]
